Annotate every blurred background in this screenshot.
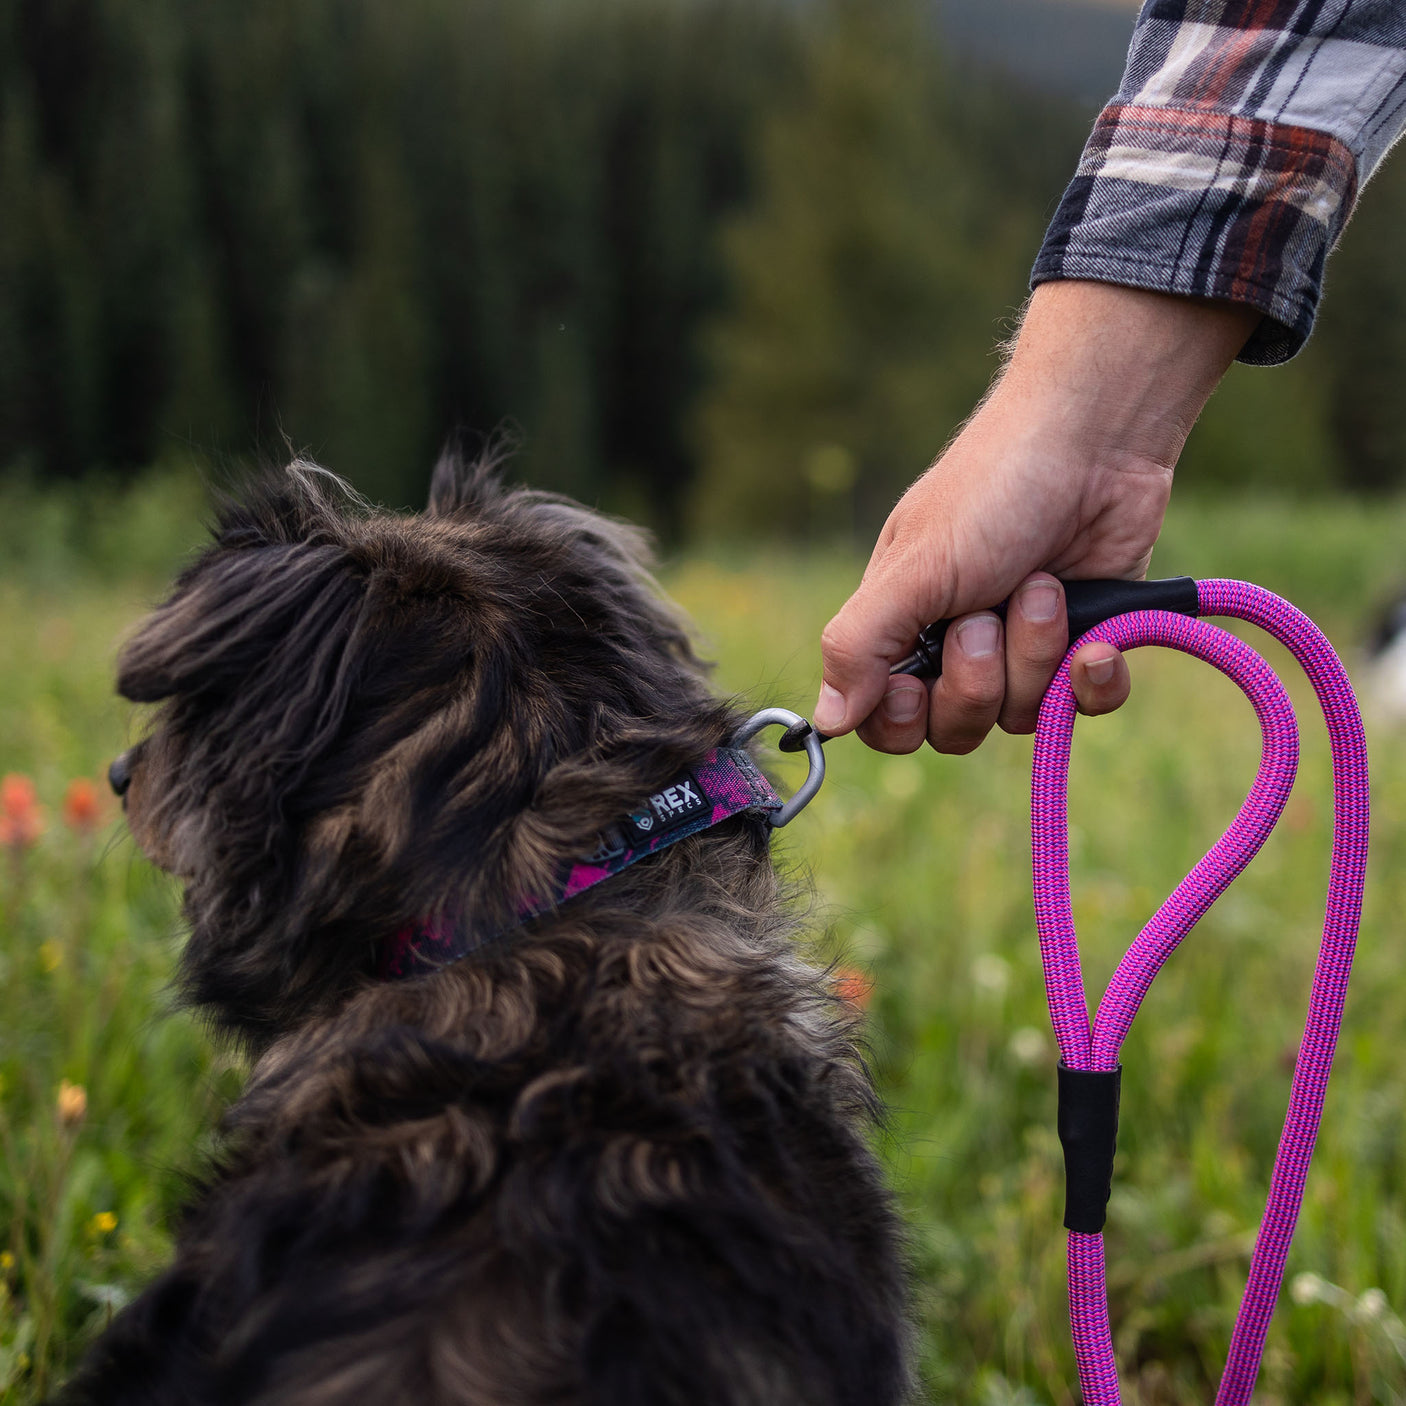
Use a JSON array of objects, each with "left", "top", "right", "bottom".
[
  {"left": 3, "top": 0, "right": 1402, "bottom": 543},
  {"left": 6, "top": 0, "right": 1406, "bottom": 1402}
]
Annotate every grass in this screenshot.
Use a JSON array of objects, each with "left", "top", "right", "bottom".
[{"left": 6, "top": 476, "right": 1406, "bottom": 1402}]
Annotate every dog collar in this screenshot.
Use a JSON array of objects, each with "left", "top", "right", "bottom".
[{"left": 377, "top": 746, "right": 784, "bottom": 980}]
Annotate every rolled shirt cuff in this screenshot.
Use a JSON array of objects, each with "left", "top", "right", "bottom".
[{"left": 1031, "top": 102, "right": 1359, "bottom": 365}]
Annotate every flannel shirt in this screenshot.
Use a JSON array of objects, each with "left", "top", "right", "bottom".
[{"left": 1032, "top": 1, "right": 1406, "bottom": 364}]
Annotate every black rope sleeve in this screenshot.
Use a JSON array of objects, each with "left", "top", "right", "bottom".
[{"left": 1057, "top": 1062, "right": 1121, "bottom": 1234}]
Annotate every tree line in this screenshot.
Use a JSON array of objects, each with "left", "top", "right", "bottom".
[{"left": 0, "top": 0, "right": 1401, "bottom": 539}]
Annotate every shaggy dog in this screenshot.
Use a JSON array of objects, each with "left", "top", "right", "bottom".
[{"left": 57, "top": 455, "right": 910, "bottom": 1406}]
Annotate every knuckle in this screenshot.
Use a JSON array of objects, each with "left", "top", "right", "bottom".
[
  {"left": 1014, "top": 636, "right": 1069, "bottom": 671},
  {"left": 928, "top": 696, "right": 996, "bottom": 753},
  {"left": 818, "top": 620, "right": 846, "bottom": 660},
  {"left": 955, "top": 675, "right": 1005, "bottom": 714},
  {"left": 933, "top": 666, "right": 1004, "bottom": 728},
  {"left": 819, "top": 617, "right": 864, "bottom": 674}
]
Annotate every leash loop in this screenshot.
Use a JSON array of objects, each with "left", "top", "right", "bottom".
[{"left": 1030, "top": 582, "right": 1369, "bottom": 1405}]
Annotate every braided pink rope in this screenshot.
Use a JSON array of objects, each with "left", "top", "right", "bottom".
[{"left": 1031, "top": 581, "right": 1369, "bottom": 1405}]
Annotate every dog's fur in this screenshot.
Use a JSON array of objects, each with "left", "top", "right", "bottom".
[{"left": 58, "top": 455, "right": 910, "bottom": 1406}]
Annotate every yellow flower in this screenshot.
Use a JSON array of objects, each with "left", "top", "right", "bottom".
[
  {"left": 0, "top": 1251, "right": 13, "bottom": 1271},
  {"left": 56, "top": 1079, "right": 87, "bottom": 1127},
  {"left": 89, "top": 1212, "right": 117, "bottom": 1236},
  {"left": 39, "top": 940, "right": 63, "bottom": 973}
]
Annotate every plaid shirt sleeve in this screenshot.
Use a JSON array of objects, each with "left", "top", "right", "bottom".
[{"left": 1031, "top": 1, "right": 1406, "bottom": 364}]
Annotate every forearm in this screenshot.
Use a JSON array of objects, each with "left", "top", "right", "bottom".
[{"left": 995, "top": 282, "right": 1263, "bottom": 475}]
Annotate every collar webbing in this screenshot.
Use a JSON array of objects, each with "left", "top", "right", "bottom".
[{"left": 376, "top": 746, "right": 782, "bottom": 981}]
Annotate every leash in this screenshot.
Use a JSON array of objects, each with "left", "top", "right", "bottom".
[
  {"left": 781, "top": 574, "right": 1368, "bottom": 1395},
  {"left": 1030, "top": 580, "right": 1368, "bottom": 1402}
]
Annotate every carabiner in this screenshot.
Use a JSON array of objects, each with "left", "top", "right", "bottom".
[{"left": 734, "top": 707, "right": 826, "bottom": 828}]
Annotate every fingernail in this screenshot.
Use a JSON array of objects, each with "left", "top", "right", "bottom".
[
  {"left": 881, "top": 684, "right": 925, "bottom": 724},
  {"left": 1017, "top": 581, "right": 1059, "bottom": 623},
  {"left": 813, "top": 682, "right": 845, "bottom": 732},
  {"left": 1084, "top": 656, "right": 1116, "bottom": 685},
  {"left": 956, "top": 616, "right": 1000, "bottom": 659}
]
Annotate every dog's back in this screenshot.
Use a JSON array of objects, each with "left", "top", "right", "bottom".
[{"left": 58, "top": 457, "right": 910, "bottom": 1405}]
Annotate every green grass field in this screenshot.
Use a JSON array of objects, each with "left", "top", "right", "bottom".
[{"left": 4, "top": 477, "right": 1406, "bottom": 1403}]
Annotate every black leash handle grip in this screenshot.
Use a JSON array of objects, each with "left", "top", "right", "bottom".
[
  {"left": 782, "top": 576, "right": 1199, "bottom": 751},
  {"left": 888, "top": 576, "right": 1201, "bottom": 680}
]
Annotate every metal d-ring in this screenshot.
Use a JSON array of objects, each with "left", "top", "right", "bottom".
[{"left": 734, "top": 707, "right": 826, "bottom": 828}]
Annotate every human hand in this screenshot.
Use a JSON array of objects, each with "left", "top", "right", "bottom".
[{"left": 815, "top": 281, "right": 1260, "bottom": 753}]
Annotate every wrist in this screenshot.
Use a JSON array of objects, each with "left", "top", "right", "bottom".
[{"left": 994, "top": 281, "right": 1262, "bottom": 471}]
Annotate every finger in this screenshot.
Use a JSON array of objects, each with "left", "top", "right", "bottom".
[
  {"left": 1070, "top": 642, "right": 1131, "bottom": 716},
  {"left": 855, "top": 677, "right": 932, "bottom": 755},
  {"left": 926, "top": 613, "right": 1006, "bottom": 755},
  {"left": 816, "top": 580, "right": 935, "bottom": 737},
  {"left": 998, "top": 574, "right": 1070, "bottom": 735}
]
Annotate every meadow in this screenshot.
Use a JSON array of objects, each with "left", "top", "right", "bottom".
[{"left": 4, "top": 474, "right": 1406, "bottom": 1403}]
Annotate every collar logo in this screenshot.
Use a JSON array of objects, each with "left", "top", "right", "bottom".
[{"left": 624, "top": 775, "right": 706, "bottom": 843}]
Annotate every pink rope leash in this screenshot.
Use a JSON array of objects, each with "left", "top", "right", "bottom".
[{"left": 1030, "top": 580, "right": 1369, "bottom": 1404}]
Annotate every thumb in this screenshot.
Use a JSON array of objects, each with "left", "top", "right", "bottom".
[{"left": 815, "top": 577, "right": 935, "bottom": 736}]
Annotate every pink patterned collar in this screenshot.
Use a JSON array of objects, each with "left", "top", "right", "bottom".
[{"left": 376, "top": 747, "right": 783, "bottom": 981}]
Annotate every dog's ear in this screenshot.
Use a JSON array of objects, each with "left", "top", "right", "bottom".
[
  {"left": 117, "top": 544, "right": 361, "bottom": 705},
  {"left": 119, "top": 464, "right": 370, "bottom": 704},
  {"left": 426, "top": 442, "right": 510, "bottom": 519}
]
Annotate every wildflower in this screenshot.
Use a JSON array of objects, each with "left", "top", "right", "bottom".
[
  {"left": 833, "top": 965, "right": 873, "bottom": 1010},
  {"left": 89, "top": 1212, "right": 118, "bottom": 1236},
  {"left": 38, "top": 940, "right": 63, "bottom": 973},
  {"left": 0, "top": 773, "right": 43, "bottom": 850},
  {"left": 1356, "top": 1287, "right": 1389, "bottom": 1322},
  {"left": 0, "top": 1251, "right": 13, "bottom": 1272},
  {"left": 62, "top": 777, "right": 103, "bottom": 833},
  {"left": 1008, "top": 1026, "right": 1049, "bottom": 1068},
  {"left": 56, "top": 1079, "right": 87, "bottom": 1127},
  {"left": 971, "top": 952, "right": 1012, "bottom": 997}
]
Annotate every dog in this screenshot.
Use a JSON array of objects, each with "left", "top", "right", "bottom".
[{"left": 57, "top": 454, "right": 911, "bottom": 1405}]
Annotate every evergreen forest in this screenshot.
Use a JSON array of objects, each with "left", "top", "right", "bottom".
[{"left": 2, "top": 0, "right": 1404, "bottom": 537}]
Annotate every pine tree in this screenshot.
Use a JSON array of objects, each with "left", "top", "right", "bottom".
[
  {"left": 691, "top": 0, "right": 1025, "bottom": 539},
  {"left": 1318, "top": 146, "right": 1406, "bottom": 490}
]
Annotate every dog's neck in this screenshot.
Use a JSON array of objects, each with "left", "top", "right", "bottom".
[{"left": 376, "top": 747, "right": 783, "bottom": 980}]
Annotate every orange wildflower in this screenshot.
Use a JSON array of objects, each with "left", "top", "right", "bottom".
[
  {"left": 62, "top": 777, "right": 104, "bottom": 833},
  {"left": 56, "top": 1079, "right": 87, "bottom": 1127},
  {"left": 0, "top": 773, "right": 43, "bottom": 850},
  {"left": 832, "top": 965, "right": 874, "bottom": 1010}
]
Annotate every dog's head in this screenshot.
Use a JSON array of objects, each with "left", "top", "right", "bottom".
[{"left": 114, "top": 452, "right": 743, "bottom": 1045}]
